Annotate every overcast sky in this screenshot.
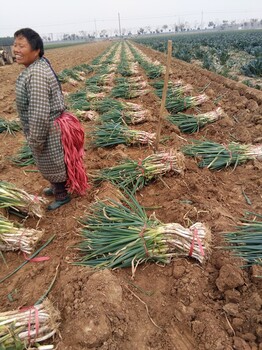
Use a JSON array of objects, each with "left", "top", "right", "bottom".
[{"left": 1, "top": 0, "right": 262, "bottom": 38}]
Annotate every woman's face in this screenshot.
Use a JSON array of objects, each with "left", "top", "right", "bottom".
[{"left": 13, "top": 35, "right": 40, "bottom": 67}]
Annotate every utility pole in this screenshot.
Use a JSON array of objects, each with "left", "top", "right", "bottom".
[
  {"left": 118, "top": 12, "right": 122, "bottom": 37},
  {"left": 94, "top": 19, "right": 97, "bottom": 38},
  {"left": 201, "top": 11, "right": 204, "bottom": 30},
  {"left": 155, "top": 40, "right": 172, "bottom": 151}
]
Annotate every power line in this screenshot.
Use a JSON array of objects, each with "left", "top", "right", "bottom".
[
  {"left": 1, "top": 10, "right": 262, "bottom": 38},
  {"left": 1, "top": 9, "right": 262, "bottom": 31}
]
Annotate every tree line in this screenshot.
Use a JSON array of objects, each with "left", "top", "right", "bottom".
[{"left": 1, "top": 17, "right": 261, "bottom": 44}]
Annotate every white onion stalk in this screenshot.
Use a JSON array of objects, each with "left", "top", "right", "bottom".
[
  {"left": 127, "top": 76, "right": 143, "bottom": 82},
  {"left": 0, "top": 299, "right": 60, "bottom": 349},
  {"left": 86, "top": 91, "right": 106, "bottom": 100},
  {"left": 169, "top": 107, "right": 225, "bottom": 133},
  {"left": 67, "top": 78, "right": 78, "bottom": 86},
  {"left": 246, "top": 144, "right": 262, "bottom": 161},
  {"left": 75, "top": 109, "right": 99, "bottom": 121},
  {"left": 155, "top": 222, "right": 210, "bottom": 263},
  {"left": 197, "top": 107, "right": 225, "bottom": 122},
  {"left": 125, "top": 129, "right": 156, "bottom": 146},
  {"left": 124, "top": 102, "right": 144, "bottom": 111},
  {"left": 194, "top": 93, "right": 209, "bottom": 105},
  {"left": 173, "top": 79, "right": 184, "bottom": 86},
  {"left": 0, "top": 216, "right": 44, "bottom": 254},
  {"left": 0, "top": 181, "right": 47, "bottom": 218},
  {"left": 128, "top": 89, "right": 151, "bottom": 98},
  {"left": 124, "top": 110, "right": 150, "bottom": 124}
]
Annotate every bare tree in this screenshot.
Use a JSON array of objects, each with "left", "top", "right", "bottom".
[
  {"left": 162, "top": 24, "right": 168, "bottom": 32},
  {"left": 250, "top": 18, "right": 258, "bottom": 27},
  {"left": 221, "top": 20, "right": 229, "bottom": 30},
  {"left": 179, "top": 23, "right": 186, "bottom": 31},
  {"left": 208, "top": 21, "right": 215, "bottom": 28},
  {"left": 100, "top": 29, "right": 108, "bottom": 38},
  {"left": 79, "top": 31, "right": 88, "bottom": 39},
  {"left": 137, "top": 28, "right": 145, "bottom": 35}
]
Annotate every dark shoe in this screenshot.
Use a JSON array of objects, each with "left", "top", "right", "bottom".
[
  {"left": 43, "top": 187, "right": 54, "bottom": 196},
  {"left": 47, "top": 196, "right": 71, "bottom": 211}
]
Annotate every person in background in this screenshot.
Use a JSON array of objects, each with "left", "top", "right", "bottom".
[{"left": 13, "top": 28, "right": 89, "bottom": 210}]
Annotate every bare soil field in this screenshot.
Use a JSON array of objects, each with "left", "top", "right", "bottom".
[{"left": 0, "top": 40, "right": 262, "bottom": 350}]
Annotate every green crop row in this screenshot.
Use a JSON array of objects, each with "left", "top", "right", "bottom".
[{"left": 134, "top": 30, "right": 262, "bottom": 88}]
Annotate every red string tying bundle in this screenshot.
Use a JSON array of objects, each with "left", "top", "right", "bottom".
[
  {"left": 19, "top": 306, "right": 39, "bottom": 344},
  {"left": 189, "top": 227, "right": 205, "bottom": 258},
  {"left": 138, "top": 159, "right": 145, "bottom": 175},
  {"left": 55, "top": 112, "right": 90, "bottom": 195}
]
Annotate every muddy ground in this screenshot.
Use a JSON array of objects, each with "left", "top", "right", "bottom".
[{"left": 0, "top": 40, "right": 262, "bottom": 350}]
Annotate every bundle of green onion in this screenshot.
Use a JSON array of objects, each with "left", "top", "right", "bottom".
[
  {"left": 154, "top": 82, "right": 193, "bottom": 99},
  {"left": 111, "top": 83, "right": 150, "bottom": 99},
  {"left": 75, "top": 110, "right": 99, "bottom": 122},
  {"left": 182, "top": 140, "right": 262, "bottom": 170},
  {"left": 11, "top": 142, "right": 35, "bottom": 167},
  {"left": 85, "top": 84, "right": 103, "bottom": 93},
  {"left": 73, "top": 63, "right": 93, "bottom": 74},
  {"left": 66, "top": 90, "right": 91, "bottom": 111},
  {"left": 71, "top": 96, "right": 145, "bottom": 116},
  {"left": 126, "top": 76, "right": 143, "bottom": 83},
  {"left": 165, "top": 94, "right": 209, "bottom": 114},
  {"left": 151, "top": 80, "right": 184, "bottom": 91},
  {"left": 142, "top": 62, "right": 165, "bottom": 79},
  {"left": 0, "top": 181, "right": 47, "bottom": 218},
  {"left": 129, "top": 62, "right": 140, "bottom": 75},
  {"left": 89, "top": 122, "right": 156, "bottom": 148},
  {"left": 123, "top": 101, "right": 144, "bottom": 112},
  {"left": 117, "top": 64, "right": 133, "bottom": 77},
  {"left": 127, "top": 43, "right": 164, "bottom": 78},
  {"left": 0, "top": 216, "right": 44, "bottom": 254},
  {"left": 0, "top": 118, "right": 21, "bottom": 135},
  {"left": 168, "top": 107, "right": 225, "bottom": 133},
  {"left": 151, "top": 80, "right": 174, "bottom": 90},
  {"left": 86, "top": 73, "right": 115, "bottom": 87},
  {"left": 68, "top": 78, "right": 79, "bottom": 87},
  {"left": 99, "top": 109, "right": 148, "bottom": 125},
  {"left": 91, "top": 98, "right": 124, "bottom": 114},
  {"left": 110, "top": 77, "right": 150, "bottom": 99},
  {"left": 223, "top": 213, "right": 262, "bottom": 267},
  {"left": 0, "top": 299, "right": 60, "bottom": 350},
  {"left": 57, "top": 67, "right": 86, "bottom": 83},
  {"left": 86, "top": 91, "right": 107, "bottom": 101},
  {"left": 123, "top": 110, "right": 149, "bottom": 124},
  {"left": 92, "top": 149, "right": 185, "bottom": 191},
  {"left": 77, "top": 194, "right": 210, "bottom": 269}
]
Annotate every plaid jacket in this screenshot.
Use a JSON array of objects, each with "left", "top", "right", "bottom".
[{"left": 16, "top": 58, "right": 67, "bottom": 183}]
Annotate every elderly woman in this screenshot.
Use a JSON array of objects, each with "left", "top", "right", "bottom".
[{"left": 14, "top": 28, "right": 88, "bottom": 210}]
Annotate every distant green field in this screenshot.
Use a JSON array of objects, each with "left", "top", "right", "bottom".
[
  {"left": 0, "top": 37, "right": 92, "bottom": 49},
  {"left": 134, "top": 30, "right": 262, "bottom": 89},
  {"left": 44, "top": 41, "right": 91, "bottom": 50}
]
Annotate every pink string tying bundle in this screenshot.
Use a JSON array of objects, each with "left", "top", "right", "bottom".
[
  {"left": 19, "top": 306, "right": 39, "bottom": 344},
  {"left": 189, "top": 227, "right": 205, "bottom": 258}
]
